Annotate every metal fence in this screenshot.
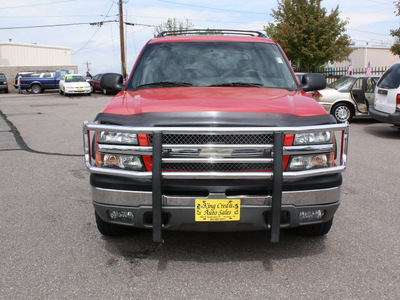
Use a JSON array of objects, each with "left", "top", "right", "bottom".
[{"left": 294, "top": 66, "right": 389, "bottom": 83}]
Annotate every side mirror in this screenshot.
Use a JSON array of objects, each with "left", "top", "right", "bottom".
[
  {"left": 300, "top": 73, "right": 326, "bottom": 91},
  {"left": 100, "top": 73, "right": 125, "bottom": 92}
]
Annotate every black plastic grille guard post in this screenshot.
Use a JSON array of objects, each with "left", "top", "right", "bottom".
[
  {"left": 152, "top": 132, "right": 163, "bottom": 243},
  {"left": 271, "top": 132, "right": 283, "bottom": 243}
]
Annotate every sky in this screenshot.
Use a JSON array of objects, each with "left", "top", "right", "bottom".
[{"left": 0, "top": 0, "right": 398, "bottom": 75}]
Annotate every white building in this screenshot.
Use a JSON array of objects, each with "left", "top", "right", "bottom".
[
  {"left": 333, "top": 46, "right": 399, "bottom": 69},
  {"left": 0, "top": 42, "right": 73, "bottom": 66},
  {"left": 0, "top": 42, "right": 78, "bottom": 92}
]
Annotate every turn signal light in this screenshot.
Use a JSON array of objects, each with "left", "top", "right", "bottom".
[{"left": 310, "top": 91, "right": 323, "bottom": 98}]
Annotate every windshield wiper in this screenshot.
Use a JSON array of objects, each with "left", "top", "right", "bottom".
[
  {"left": 208, "top": 82, "right": 263, "bottom": 87},
  {"left": 136, "top": 81, "right": 193, "bottom": 89}
]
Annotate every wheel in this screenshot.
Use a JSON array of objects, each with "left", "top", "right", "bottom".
[
  {"left": 95, "top": 212, "right": 135, "bottom": 236},
  {"left": 30, "top": 84, "right": 42, "bottom": 94},
  {"left": 295, "top": 218, "right": 333, "bottom": 236},
  {"left": 332, "top": 103, "right": 353, "bottom": 123},
  {"left": 5, "top": 89, "right": 8, "bottom": 94}
]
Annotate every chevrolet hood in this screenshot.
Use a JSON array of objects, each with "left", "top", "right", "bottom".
[{"left": 102, "top": 87, "right": 326, "bottom": 117}]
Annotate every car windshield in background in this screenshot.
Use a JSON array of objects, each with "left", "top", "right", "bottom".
[
  {"left": 65, "top": 76, "right": 85, "bottom": 83},
  {"left": 0, "top": 75, "right": 6, "bottom": 80},
  {"left": 328, "top": 76, "right": 356, "bottom": 92},
  {"left": 129, "top": 41, "right": 298, "bottom": 91},
  {"left": 377, "top": 64, "right": 400, "bottom": 89}
]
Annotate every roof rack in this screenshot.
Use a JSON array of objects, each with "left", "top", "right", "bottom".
[{"left": 156, "top": 29, "right": 266, "bottom": 38}]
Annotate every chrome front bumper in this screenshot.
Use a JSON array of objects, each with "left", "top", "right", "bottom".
[
  {"left": 92, "top": 185, "right": 341, "bottom": 207},
  {"left": 92, "top": 186, "right": 341, "bottom": 231}
]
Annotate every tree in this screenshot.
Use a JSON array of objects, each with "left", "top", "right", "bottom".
[
  {"left": 264, "top": 0, "right": 353, "bottom": 72},
  {"left": 390, "top": 1, "right": 400, "bottom": 56},
  {"left": 153, "top": 17, "right": 193, "bottom": 37}
]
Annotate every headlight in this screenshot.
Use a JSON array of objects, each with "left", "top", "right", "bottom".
[
  {"left": 100, "top": 154, "right": 144, "bottom": 170},
  {"left": 294, "top": 131, "right": 332, "bottom": 145},
  {"left": 99, "top": 131, "right": 138, "bottom": 144},
  {"left": 288, "top": 153, "right": 332, "bottom": 171}
]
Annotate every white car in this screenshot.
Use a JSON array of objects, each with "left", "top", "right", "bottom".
[
  {"left": 312, "top": 75, "right": 379, "bottom": 123},
  {"left": 59, "top": 74, "right": 92, "bottom": 96},
  {"left": 369, "top": 62, "right": 400, "bottom": 129}
]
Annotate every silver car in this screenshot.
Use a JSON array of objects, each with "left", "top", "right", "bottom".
[{"left": 312, "top": 75, "right": 379, "bottom": 123}]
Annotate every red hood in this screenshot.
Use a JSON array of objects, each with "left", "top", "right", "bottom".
[{"left": 102, "top": 87, "right": 326, "bottom": 116}]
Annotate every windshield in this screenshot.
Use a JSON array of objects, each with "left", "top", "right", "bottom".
[
  {"left": 129, "top": 41, "right": 298, "bottom": 91},
  {"left": 328, "top": 76, "right": 356, "bottom": 92},
  {"left": 65, "top": 75, "right": 86, "bottom": 83},
  {"left": 0, "top": 75, "right": 6, "bottom": 80}
]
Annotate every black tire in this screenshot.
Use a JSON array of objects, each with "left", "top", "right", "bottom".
[
  {"left": 332, "top": 103, "right": 353, "bottom": 123},
  {"left": 295, "top": 218, "right": 333, "bottom": 236},
  {"left": 31, "top": 84, "right": 42, "bottom": 94},
  {"left": 5, "top": 89, "right": 9, "bottom": 93},
  {"left": 95, "top": 212, "right": 135, "bottom": 236}
]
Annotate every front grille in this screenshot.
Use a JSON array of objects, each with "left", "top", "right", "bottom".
[
  {"left": 162, "top": 162, "right": 272, "bottom": 172},
  {"left": 148, "top": 133, "right": 274, "bottom": 172},
  {"left": 148, "top": 133, "right": 273, "bottom": 145}
]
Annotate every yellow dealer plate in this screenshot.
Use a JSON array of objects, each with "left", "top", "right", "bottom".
[
  {"left": 77, "top": 88, "right": 83, "bottom": 92},
  {"left": 195, "top": 199, "right": 240, "bottom": 222}
]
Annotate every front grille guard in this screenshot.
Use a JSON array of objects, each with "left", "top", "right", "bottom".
[{"left": 83, "top": 122, "right": 349, "bottom": 243}]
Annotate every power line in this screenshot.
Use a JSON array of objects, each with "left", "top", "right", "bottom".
[
  {"left": 0, "top": 14, "right": 99, "bottom": 19},
  {"left": 365, "top": 0, "right": 394, "bottom": 5},
  {"left": 0, "top": 21, "right": 154, "bottom": 31},
  {"left": 0, "top": 22, "right": 96, "bottom": 30},
  {"left": 155, "top": 0, "right": 267, "bottom": 15},
  {"left": 0, "top": 0, "right": 78, "bottom": 10},
  {"left": 348, "top": 28, "right": 391, "bottom": 37},
  {"left": 73, "top": 2, "right": 116, "bottom": 54}
]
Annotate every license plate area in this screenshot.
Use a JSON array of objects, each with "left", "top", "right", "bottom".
[
  {"left": 195, "top": 199, "right": 240, "bottom": 222},
  {"left": 77, "top": 88, "right": 83, "bottom": 92}
]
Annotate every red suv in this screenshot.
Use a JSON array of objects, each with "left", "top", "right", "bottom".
[{"left": 83, "top": 30, "right": 349, "bottom": 243}]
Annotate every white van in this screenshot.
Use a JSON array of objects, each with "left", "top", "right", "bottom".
[{"left": 369, "top": 62, "right": 400, "bottom": 129}]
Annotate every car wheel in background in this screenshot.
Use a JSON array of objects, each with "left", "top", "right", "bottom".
[
  {"left": 30, "top": 84, "right": 42, "bottom": 94},
  {"left": 5, "top": 88, "right": 8, "bottom": 93},
  {"left": 332, "top": 103, "right": 353, "bottom": 123}
]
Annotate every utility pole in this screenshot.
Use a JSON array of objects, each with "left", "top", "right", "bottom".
[
  {"left": 119, "top": 0, "right": 127, "bottom": 79},
  {"left": 85, "top": 61, "right": 91, "bottom": 72}
]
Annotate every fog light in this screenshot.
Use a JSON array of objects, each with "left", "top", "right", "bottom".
[
  {"left": 108, "top": 210, "right": 134, "bottom": 224},
  {"left": 299, "top": 209, "right": 324, "bottom": 221}
]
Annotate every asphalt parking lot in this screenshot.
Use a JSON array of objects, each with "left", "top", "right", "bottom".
[{"left": 0, "top": 91, "right": 399, "bottom": 299}]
